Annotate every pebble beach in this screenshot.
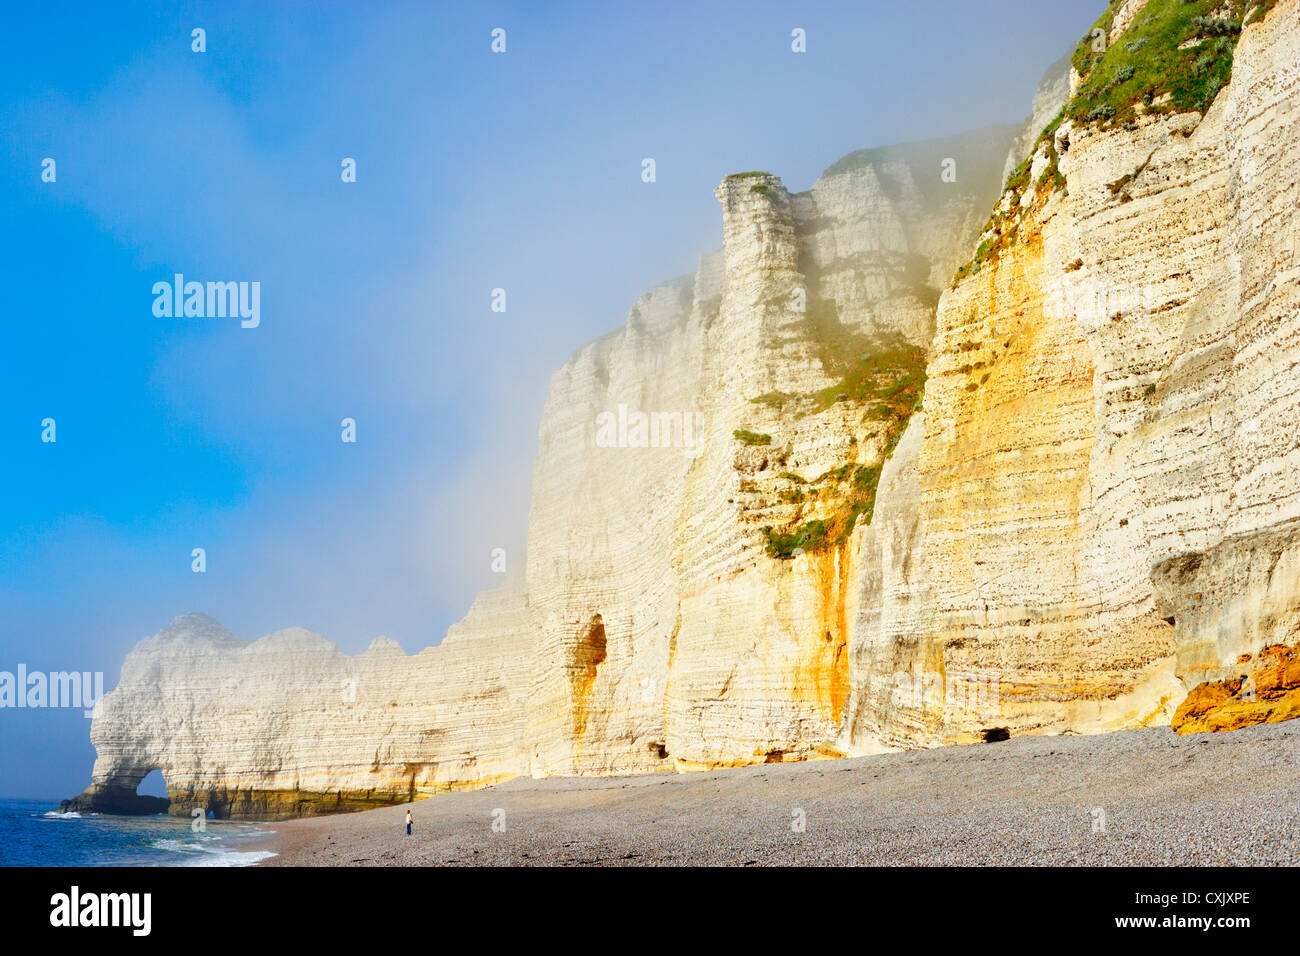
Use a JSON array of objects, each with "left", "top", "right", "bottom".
[{"left": 257, "top": 720, "right": 1300, "bottom": 866}]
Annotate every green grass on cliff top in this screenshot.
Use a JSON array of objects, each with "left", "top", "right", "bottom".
[
  {"left": 1068, "top": 0, "right": 1276, "bottom": 129},
  {"left": 952, "top": 0, "right": 1278, "bottom": 283}
]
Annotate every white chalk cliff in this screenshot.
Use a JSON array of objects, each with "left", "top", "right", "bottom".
[{"left": 67, "top": 0, "right": 1300, "bottom": 818}]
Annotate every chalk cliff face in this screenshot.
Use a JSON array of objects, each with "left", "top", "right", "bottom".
[
  {"left": 71, "top": 607, "right": 534, "bottom": 818},
  {"left": 847, "top": 0, "right": 1300, "bottom": 749},
  {"left": 67, "top": 0, "right": 1300, "bottom": 818}
]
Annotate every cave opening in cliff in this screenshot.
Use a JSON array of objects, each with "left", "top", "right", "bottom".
[{"left": 136, "top": 768, "right": 168, "bottom": 800}]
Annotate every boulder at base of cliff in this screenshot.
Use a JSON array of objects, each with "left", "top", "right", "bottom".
[{"left": 1173, "top": 644, "right": 1300, "bottom": 734}]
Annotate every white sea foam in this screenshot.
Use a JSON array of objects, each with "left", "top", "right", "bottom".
[
  {"left": 196, "top": 848, "right": 277, "bottom": 866},
  {"left": 42, "top": 810, "right": 81, "bottom": 819},
  {"left": 149, "top": 835, "right": 276, "bottom": 866}
]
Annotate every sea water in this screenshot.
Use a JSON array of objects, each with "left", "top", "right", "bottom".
[{"left": 0, "top": 799, "right": 275, "bottom": 866}]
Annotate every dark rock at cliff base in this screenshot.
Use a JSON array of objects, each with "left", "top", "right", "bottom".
[{"left": 59, "top": 784, "right": 169, "bottom": 816}]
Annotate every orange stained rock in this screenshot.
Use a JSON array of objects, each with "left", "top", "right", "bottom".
[
  {"left": 570, "top": 615, "right": 608, "bottom": 744},
  {"left": 1173, "top": 643, "right": 1300, "bottom": 733},
  {"left": 793, "top": 544, "right": 852, "bottom": 724}
]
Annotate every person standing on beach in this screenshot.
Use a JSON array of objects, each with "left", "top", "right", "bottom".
[{"left": 405, "top": 808, "right": 413, "bottom": 836}]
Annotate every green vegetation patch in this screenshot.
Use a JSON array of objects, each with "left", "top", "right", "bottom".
[
  {"left": 733, "top": 428, "right": 772, "bottom": 446},
  {"left": 793, "top": 299, "right": 928, "bottom": 414},
  {"left": 763, "top": 519, "right": 830, "bottom": 560},
  {"left": 763, "top": 457, "right": 897, "bottom": 559},
  {"left": 758, "top": 300, "right": 925, "bottom": 559},
  {"left": 750, "top": 391, "right": 796, "bottom": 409}
]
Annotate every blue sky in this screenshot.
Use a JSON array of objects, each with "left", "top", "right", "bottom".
[{"left": 0, "top": 0, "right": 1099, "bottom": 798}]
